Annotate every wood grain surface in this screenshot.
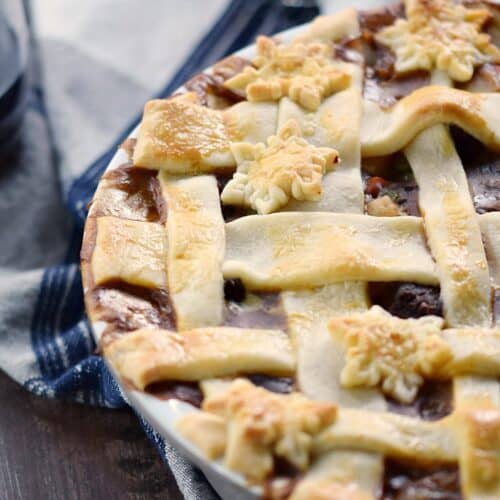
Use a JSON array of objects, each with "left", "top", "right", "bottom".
[{"left": 0, "top": 371, "right": 183, "bottom": 500}]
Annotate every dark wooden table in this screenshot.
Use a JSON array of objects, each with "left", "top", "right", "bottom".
[{"left": 0, "top": 371, "right": 183, "bottom": 499}]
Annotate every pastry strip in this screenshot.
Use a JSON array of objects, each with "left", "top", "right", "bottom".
[
  {"left": 134, "top": 93, "right": 278, "bottom": 174},
  {"left": 159, "top": 173, "right": 225, "bottom": 329},
  {"left": 278, "top": 62, "right": 364, "bottom": 213},
  {"left": 91, "top": 216, "right": 167, "bottom": 289},
  {"left": 224, "top": 213, "right": 438, "bottom": 290},
  {"left": 106, "top": 327, "right": 295, "bottom": 390},
  {"left": 405, "top": 125, "right": 492, "bottom": 327},
  {"left": 361, "top": 87, "right": 500, "bottom": 157}
]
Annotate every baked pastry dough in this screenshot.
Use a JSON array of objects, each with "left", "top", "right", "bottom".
[
  {"left": 479, "top": 212, "right": 500, "bottom": 287},
  {"left": 405, "top": 124, "right": 492, "bottom": 327},
  {"left": 330, "top": 306, "right": 500, "bottom": 403},
  {"left": 329, "top": 306, "right": 448, "bottom": 403},
  {"left": 278, "top": 62, "right": 364, "bottom": 213},
  {"left": 221, "top": 119, "right": 339, "bottom": 214},
  {"left": 361, "top": 86, "right": 500, "bottom": 157},
  {"left": 159, "top": 174, "right": 225, "bottom": 330},
  {"left": 224, "top": 213, "right": 438, "bottom": 290},
  {"left": 105, "top": 328, "right": 295, "bottom": 390},
  {"left": 376, "top": 0, "right": 500, "bottom": 81},
  {"left": 82, "top": 1, "right": 500, "bottom": 497},
  {"left": 225, "top": 36, "right": 350, "bottom": 111},
  {"left": 133, "top": 93, "right": 234, "bottom": 172},
  {"left": 178, "top": 379, "right": 336, "bottom": 481},
  {"left": 91, "top": 216, "right": 167, "bottom": 289},
  {"left": 293, "top": 8, "right": 360, "bottom": 45},
  {"left": 133, "top": 93, "right": 278, "bottom": 174}
]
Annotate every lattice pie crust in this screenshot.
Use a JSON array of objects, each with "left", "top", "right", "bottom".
[{"left": 82, "top": 1, "right": 500, "bottom": 498}]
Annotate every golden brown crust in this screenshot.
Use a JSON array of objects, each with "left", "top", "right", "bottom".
[
  {"left": 366, "top": 195, "right": 402, "bottom": 216},
  {"left": 225, "top": 36, "right": 350, "bottom": 111},
  {"left": 133, "top": 93, "right": 234, "bottom": 172},
  {"left": 176, "top": 412, "right": 226, "bottom": 459},
  {"left": 91, "top": 216, "right": 167, "bottom": 289},
  {"left": 80, "top": 5, "right": 500, "bottom": 497},
  {"left": 330, "top": 306, "right": 500, "bottom": 402},
  {"left": 221, "top": 119, "right": 339, "bottom": 214},
  {"left": 104, "top": 327, "right": 295, "bottom": 390},
  {"left": 361, "top": 86, "right": 500, "bottom": 156},
  {"left": 179, "top": 379, "right": 336, "bottom": 482},
  {"left": 329, "top": 306, "right": 448, "bottom": 403},
  {"left": 376, "top": 0, "right": 500, "bottom": 81},
  {"left": 457, "top": 409, "right": 500, "bottom": 498}
]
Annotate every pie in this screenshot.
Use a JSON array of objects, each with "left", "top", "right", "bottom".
[{"left": 81, "top": 1, "right": 500, "bottom": 498}]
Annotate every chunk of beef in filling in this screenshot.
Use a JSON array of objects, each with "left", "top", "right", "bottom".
[
  {"left": 450, "top": 127, "right": 500, "bottom": 214},
  {"left": 383, "top": 460, "right": 461, "bottom": 500},
  {"left": 247, "top": 375, "right": 294, "bottom": 394},
  {"left": 369, "top": 282, "right": 443, "bottom": 319},
  {"left": 363, "top": 154, "right": 420, "bottom": 216},
  {"left": 145, "top": 381, "right": 203, "bottom": 408},
  {"left": 388, "top": 381, "right": 453, "bottom": 420},
  {"left": 370, "top": 282, "right": 451, "bottom": 420}
]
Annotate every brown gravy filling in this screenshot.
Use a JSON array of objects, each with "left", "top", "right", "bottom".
[
  {"left": 450, "top": 127, "right": 500, "bottom": 214},
  {"left": 383, "top": 459, "right": 461, "bottom": 500},
  {"left": 387, "top": 381, "right": 453, "bottom": 421},
  {"left": 90, "top": 164, "right": 166, "bottom": 223},
  {"left": 184, "top": 55, "right": 250, "bottom": 108},
  {"left": 81, "top": 221, "right": 175, "bottom": 343},
  {"left": 145, "top": 381, "right": 203, "bottom": 408},
  {"left": 223, "top": 287, "right": 288, "bottom": 331},
  {"left": 216, "top": 174, "right": 251, "bottom": 222},
  {"left": 94, "top": 282, "right": 175, "bottom": 342},
  {"left": 359, "top": 2, "right": 433, "bottom": 108}
]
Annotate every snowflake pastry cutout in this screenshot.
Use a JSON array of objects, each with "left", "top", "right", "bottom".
[
  {"left": 329, "top": 306, "right": 453, "bottom": 403},
  {"left": 203, "top": 379, "right": 337, "bottom": 480},
  {"left": 224, "top": 35, "right": 351, "bottom": 110},
  {"left": 376, "top": 0, "right": 500, "bottom": 82},
  {"left": 221, "top": 119, "right": 339, "bottom": 214}
]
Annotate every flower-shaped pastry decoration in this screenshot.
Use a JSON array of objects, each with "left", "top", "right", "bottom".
[
  {"left": 221, "top": 119, "right": 339, "bottom": 214},
  {"left": 224, "top": 36, "right": 351, "bottom": 110},
  {"left": 376, "top": 0, "right": 500, "bottom": 82},
  {"left": 204, "top": 379, "right": 337, "bottom": 481},
  {"left": 329, "top": 306, "right": 453, "bottom": 403}
]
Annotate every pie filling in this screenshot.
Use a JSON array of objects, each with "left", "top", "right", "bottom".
[
  {"left": 81, "top": 1, "right": 500, "bottom": 498},
  {"left": 383, "top": 460, "right": 461, "bottom": 500}
]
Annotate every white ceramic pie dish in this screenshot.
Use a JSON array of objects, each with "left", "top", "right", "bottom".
[{"left": 90, "top": 22, "right": 309, "bottom": 500}]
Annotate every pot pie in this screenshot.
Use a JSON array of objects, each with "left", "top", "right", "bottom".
[{"left": 81, "top": 1, "right": 500, "bottom": 498}]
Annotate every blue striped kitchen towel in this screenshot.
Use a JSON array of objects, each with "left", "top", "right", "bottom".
[{"left": 0, "top": 1, "right": 319, "bottom": 498}]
